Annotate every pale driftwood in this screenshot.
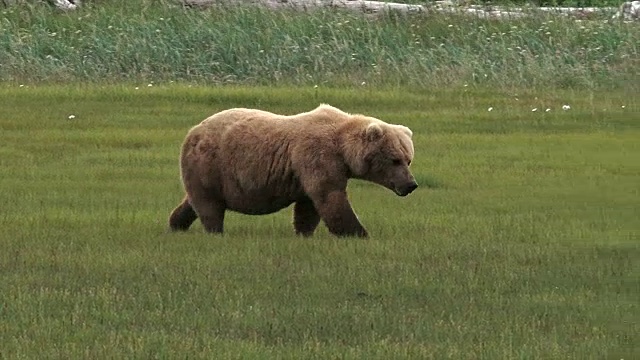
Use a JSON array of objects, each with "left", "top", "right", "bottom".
[
  {"left": 611, "top": 0, "right": 640, "bottom": 20},
  {"left": 184, "top": 0, "right": 425, "bottom": 13},
  {"left": 51, "top": 0, "right": 79, "bottom": 10},
  {"left": 182, "top": 0, "right": 636, "bottom": 21}
]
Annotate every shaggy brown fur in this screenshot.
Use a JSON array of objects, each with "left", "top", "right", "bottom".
[{"left": 168, "top": 104, "right": 418, "bottom": 238}]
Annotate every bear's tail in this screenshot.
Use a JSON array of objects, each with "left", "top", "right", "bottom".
[{"left": 168, "top": 196, "right": 198, "bottom": 231}]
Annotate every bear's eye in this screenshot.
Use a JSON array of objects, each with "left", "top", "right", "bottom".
[{"left": 392, "top": 159, "right": 403, "bottom": 166}]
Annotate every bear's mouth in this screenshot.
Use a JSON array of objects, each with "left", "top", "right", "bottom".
[{"left": 394, "top": 187, "right": 408, "bottom": 197}]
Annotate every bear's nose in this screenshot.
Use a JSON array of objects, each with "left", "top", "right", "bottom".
[
  {"left": 406, "top": 181, "right": 418, "bottom": 194},
  {"left": 396, "top": 181, "right": 418, "bottom": 196}
]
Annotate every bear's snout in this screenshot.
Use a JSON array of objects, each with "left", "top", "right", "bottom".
[{"left": 396, "top": 181, "right": 418, "bottom": 197}]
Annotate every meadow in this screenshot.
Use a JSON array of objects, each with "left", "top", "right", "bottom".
[
  {"left": 1, "top": 1, "right": 639, "bottom": 359},
  {"left": 1, "top": 84, "right": 638, "bottom": 358}
]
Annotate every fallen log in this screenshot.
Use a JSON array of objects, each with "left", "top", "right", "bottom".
[
  {"left": 184, "top": 0, "right": 425, "bottom": 13},
  {"left": 51, "top": 0, "right": 79, "bottom": 10},
  {"left": 182, "top": 0, "right": 636, "bottom": 21}
]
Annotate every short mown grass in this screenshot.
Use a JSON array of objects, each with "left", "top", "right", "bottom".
[{"left": 0, "top": 84, "right": 638, "bottom": 358}]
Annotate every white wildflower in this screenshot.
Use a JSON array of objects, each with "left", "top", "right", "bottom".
[
  {"left": 488, "top": 107, "right": 493, "bottom": 112},
  {"left": 562, "top": 105, "right": 571, "bottom": 110},
  {"left": 68, "top": 115, "right": 76, "bottom": 119}
]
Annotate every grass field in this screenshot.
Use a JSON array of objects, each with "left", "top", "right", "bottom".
[{"left": 0, "top": 84, "right": 638, "bottom": 358}]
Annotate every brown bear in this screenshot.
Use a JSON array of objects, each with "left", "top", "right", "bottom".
[{"left": 168, "top": 104, "right": 418, "bottom": 238}]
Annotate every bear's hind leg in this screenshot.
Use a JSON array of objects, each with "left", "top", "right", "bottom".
[
  {"left": 293, "top": 196, "right": 320, "bottom": 237},
  {"left": 169, "top": 196, "right": 198, "bottom": 231},
  {"left": 190, "top": 197, "right": 226, "bottom": 234}
]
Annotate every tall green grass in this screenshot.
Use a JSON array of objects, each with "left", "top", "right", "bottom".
[
  {"left": 0, "top": 84, "right": 638, "bottom": 358},
  {"left": 1, "top": 1, "right": 637, "bottom": 90}
]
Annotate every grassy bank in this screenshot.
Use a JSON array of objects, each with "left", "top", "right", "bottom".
[
  {"left": 1, "top": 1, "right": 638, "bottom": 90},
  {"left": 0, "top": 84, "right": 638, "bottom": 358}
]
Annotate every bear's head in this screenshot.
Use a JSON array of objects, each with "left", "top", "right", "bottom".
[{"left": 346, "top": 119, "right": 418, "bottom": 197}]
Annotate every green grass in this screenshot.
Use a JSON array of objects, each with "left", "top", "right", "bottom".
[
  {"left": 0, "top": 84, "right": 638, "bottom": 358},
  {"left": 1, "top": 1, "right": 637, "bottom": 91}
]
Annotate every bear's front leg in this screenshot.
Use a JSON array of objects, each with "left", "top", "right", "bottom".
[
  {"left": 309, "top": 190, "right": 368, "bottom": 238},
  {"left": 293, "top": 196, "right": 321, "bottom": 237}
]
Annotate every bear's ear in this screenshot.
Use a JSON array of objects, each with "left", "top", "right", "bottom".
[
  {"left": 365, "top": 123, "right": 384, "bottom": 142},
  {"left": 395, "top": 125, "right": 413, "bottom": 138}
]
